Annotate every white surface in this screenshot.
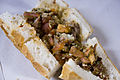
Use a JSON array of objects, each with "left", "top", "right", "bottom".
[
  {"left": 0, "top": 62, "right": 5, "bottom": 80},
  {"left": 0, "top": 0, "right": 120, "bottom": 80}
]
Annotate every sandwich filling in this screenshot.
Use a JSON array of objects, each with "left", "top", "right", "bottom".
[{"left": 23, "top": 8, "right": 109, "bottom": 79}]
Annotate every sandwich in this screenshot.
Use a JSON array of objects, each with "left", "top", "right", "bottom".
[
  {"left": 0, "top": 0, "right": 119, "bottom": 80},
  {"left": 59, "top": 37, "right": 120, "bottom": 80}
]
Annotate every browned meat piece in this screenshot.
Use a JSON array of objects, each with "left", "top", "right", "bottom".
[
  {"left": 81, "top": 57, "right": 90, "bottom": 64},
  {"left": 57, "top": 24, "right": 71, "bottom": 33},
  {"left": 69, "top": 46, "right": 84, "bottom": 58},
  {"left": 42, "top": 23, "right": 52, "bottom": 34},
  {"left": 52, "top": 41, "right": 66, "bottom": 53},
  {"left": 24, "top": 12, "right": 40, "bottom": 18}
]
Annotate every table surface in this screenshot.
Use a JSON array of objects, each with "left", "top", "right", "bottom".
[{"left": 0, "top": 0, "right": 120, "bottom": 80}]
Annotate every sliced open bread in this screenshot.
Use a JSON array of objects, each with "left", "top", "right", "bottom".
[
  {"left": 0, "top": 12, "right": 60, "bottom": 79},
  {"left": 59, "top": 37, "right": 120, "bottom": 80},
  {"left": 0, "top": 0, "right": 94, "bottom": 79}
]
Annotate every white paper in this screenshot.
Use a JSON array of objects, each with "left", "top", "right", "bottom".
[{"left": 0, "top": 0, "right": 120, "bottom": 80}]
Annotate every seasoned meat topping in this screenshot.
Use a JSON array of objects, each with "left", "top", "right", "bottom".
[
  {"left": 24, "top": 8, "right": 109, "bottom": 79},
  {"left": 77, "top": 45, "right": 109, "bottom": 80}
]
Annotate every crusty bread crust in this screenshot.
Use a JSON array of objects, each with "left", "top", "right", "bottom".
[
  {"left": 21, "top": 44, "right": 34, "bottom": 61},
  {"left": 36, "top": 0, "right": 69, "bottom": 11},
  {"left": 32, "top": 61, "right": 49, "bottom": 78},
  {"left": 0, "top": 19, "right": 15, "bottom": 43},
  {"left": 11, "top": 30, "right": 25, "bottom": 47},
  {"left": 0, "top": 19, "right": 8, "bottom": 35},
  {"left": 1, "top": 25, "right": 8, "bottom": 36},
  {"left": 60, "top": 64, "right": 82, "bottom": 80}
]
